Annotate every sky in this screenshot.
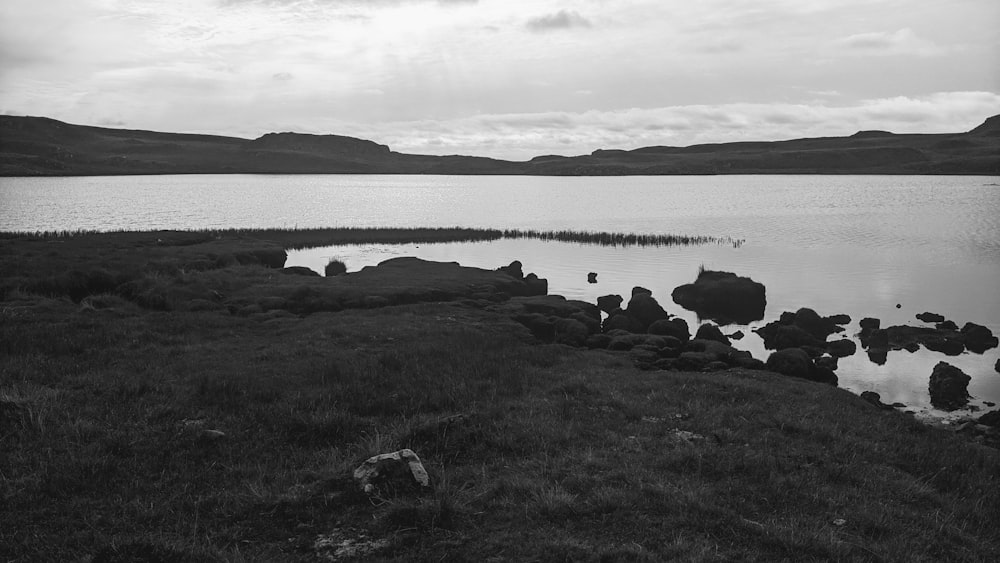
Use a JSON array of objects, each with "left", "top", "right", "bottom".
[{"left": 1, "top": 0, "right": 999, "bottom": 160}]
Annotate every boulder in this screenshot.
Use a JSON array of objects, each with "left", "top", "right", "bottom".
[
  {"left": 826, "top": 339, "right": 857, "bottom": 358},
  {"left": 923, "top": 336, "right": 964, "bottom": 356},
  {"left": 648, "top": 318, "right": 690, "bottom": 342},
  {"left": 755, "top": 323, "right": 823, "bottom": 351},
  {"left": 793, "top": 308, "right": 843, "bottom": 339},
  {"left": 587, "top": 272, "right": 598, "bottom": 284},
  {"left": 695, "top": 323, "right": 730, "bottom": 345},
  {"left": 936, "top": 320, "right": 958, "bottom": 331},
  {"left": 324, "top": 260, "right": 347, "bottom": 276},
  {"left": 596, "top": 294, "right": 623, "bottom": 314},
  {"left": 859, "top": 317, "right": 881, "bottom": 331},
  {"left": 815, "top": 355, "right": 838, "bottom": 371},
  {"left": 765, "top": 348, "right": 812, "bottom": 380},
  {"left": 632, "top": 286, "right": 652, "bottom": 297},
  {"left": 523, "top": 273, "right": 548, "bottom": 296},
  {"left": 827, "top": 314, "right": 852, "bottom": 325},
  {"left": 671, "top": 270, "right": 766, "bottom": 325},
  {"left": 996, "top": 358, "right": 1000, "bottom": 373},
  {"left": 928, "top": 362, "right": 971, "bottom": 411},
  {"left": 728, "top": 330, "right": 745, "bottom": 340},
  {"left": 497, "top": 260, "right": 523, "bottom": 279},
  {"left": 867, "top": 348, "right": 888, "bottom": 365},
  {"left": 353, "top": 449, "right": 430, "bottom": 495},
  {"left": 625, "top": 293, "right": 669, "bottom": 331},
  {"left": 859, "top": 391, "right": 893, "bottom": 410},
  {"left": 604, "top": 311, "right": 644, "bottom": 333},
  {"left": 916, "top": 312, "right": 946, "bottom": 323},
  {"left": 961, "top": 322, "right": 999, "bottom": 354}
]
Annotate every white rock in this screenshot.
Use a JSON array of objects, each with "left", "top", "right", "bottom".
[{"left": 353, "top": 449, "right": 430, "bottom": 494}]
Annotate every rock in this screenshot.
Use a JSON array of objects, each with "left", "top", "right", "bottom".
[
  {"left": 916, "top": 312, "right": 946, "bottom": 323},
  {"left": 859, "top": 391, "right": 892, "bottom": 410},
  {"left": 766, "top": 348, "right": 837, "bottom": 384},
  {"left": 961, "top": 322, "right": 999, "bottom": 354},
  {"left": 923, "top": 336, "right": 964, "bottom": 356},
  {"left": 766, "top": 348, "right": 812, "bottom": 379},
  {"left": 281, "top": 266, "right": 320, "bottom": 277},
  {"left": 755, "top": 323, "right": 823, "bottom": 351},
  {"left": 896, "top": 304, "right": 901, "bottom": 309},
  {"left": 648, "top": 318, "right": 690, "bottom": 342},
  {"left": 815, "top": 356, "right": 838, "bottom": 371},
  {"left": 826, "top": 339, "right": 857, "bottom": 358},
  {"left": 671, "top": 270, "right": 766, "bottom": 325},
  {"left": 632, "top": 286, "right": 652, "bottom": 297},
  {"left": 936, "top": 320, "right": 958, "bottom": 331},
  {"left": 867, "top": 348, "right": 888, "bottom": 365},
  {"left": 728, "top": 330, "right": 745, "bottom": 340},
  {"left": 827, "top": 314, "right": 851, "bottom": 325},
  {"left": 625, "top": 293, "right": 669, "bottom": 331},
  {"left": 793, "top": 308, "right": 842, "bottom": 340},
  {"left": 353, "top": 449, "right": 430, "bottom": 495},
  {"left": 596, "top": 294, "right": 623, "bottom": 314},
  {"left": 497, "top": 260, "right": 523, "bottom": 279},
  {"left": 996, "top": 359, "right": 1000, "bottom": 373},
  {"left": 604, "top": 311, "right": 643, "bottom": 333},
  {"left": 928, "top": 362, "right": 971, "bottom": 411},
  {"left": 587, "top": 272, "right": 598, "bottom": 284},
  {"left": 978, "top": 410, "right": 1000, "bottom": 427},
  {"left": 523, "top": 273, "right": 548, "bottom": 296},
  {"left": 695, "top": 323, "right": 730, "bottom": 345},
  {"left": 859, "top": 317, "right": 881, "bottom": 331},
  {"left": 866, "top": 329, "right": 889, "bottom": 349}
]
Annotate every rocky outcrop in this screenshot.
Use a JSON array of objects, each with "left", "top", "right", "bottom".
[
  {"left": 498, "top": 295, "right": 601, "bottom": 345},
  {"left": 765, "top": 348, "right": 837, "bottom": 385},
  {"left": 353, "top": 449, "right": 430, "bottom": 495},
  {"left": 929, "top": 362, "right": 971, "bottom": 411},
  {"left": 962, "top": 322, "right": 1000, "bottom": 353},
  {"left": 624, "top": 292, "right": 669, "bottom": 331},
  {"left": 596, "top": 294, "right": 623, "bottom": 314},
  {"left": 325, "top": 260, "right": 347, "bottom": 276},
  {"left": 861, "top": 322, "right": 998, "bottom": 359},
  {"left": 671, "top": 270, "right": 766, "bottom": 324},
  {"left": 694, "top": 323, "right": 730, "bottom": 346},
  {"left": 754, "top": 308, "right": 852, "bottom": 357}
]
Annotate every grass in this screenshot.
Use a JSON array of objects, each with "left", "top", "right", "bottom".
[{"left": 1, "top": 229, "right": 998, "bottom": 561}]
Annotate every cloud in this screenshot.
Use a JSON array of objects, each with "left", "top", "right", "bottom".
[
  {"left": 525, "top": 10, "right": 592, "bottom": 32},
  {"left": 834, "top": 28, "right": 945, "bottom": 57}
]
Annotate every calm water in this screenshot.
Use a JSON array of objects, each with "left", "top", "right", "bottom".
[{"left": 3, "top": 174, "right": 999, "bottom": 417}]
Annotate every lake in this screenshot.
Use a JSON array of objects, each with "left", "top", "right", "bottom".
[{"left": 2, "top": 174, "right": 999, "bottom": 417}]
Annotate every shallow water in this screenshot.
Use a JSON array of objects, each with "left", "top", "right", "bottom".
[{"left": 3, "top": 173, "right": 999, "bottom": 416}]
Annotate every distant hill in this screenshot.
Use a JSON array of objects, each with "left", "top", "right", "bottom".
[{"left": 1, "top": 114, "right": 998, "bottom": 176}]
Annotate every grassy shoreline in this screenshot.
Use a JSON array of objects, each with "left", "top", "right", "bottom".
[{"left": 1, "top": 229, "right": 998, "bottom": 561}]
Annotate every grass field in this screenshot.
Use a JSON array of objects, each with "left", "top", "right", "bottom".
[{"left": 1, "top": 229, "right": 998, "bottom": 561}]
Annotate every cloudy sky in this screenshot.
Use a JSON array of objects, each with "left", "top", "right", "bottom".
[{"left": 1, "top": 0, "right": 998, "bottom": 159}]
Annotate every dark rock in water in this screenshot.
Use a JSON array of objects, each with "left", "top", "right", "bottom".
[
  {"left": 632, "top": 286, "right": 652, "bottom": 297},
  {"left": 979, "top": 410, "right": 1000, "bottom": 427},
  {"left": 867, "top": 329, "right": 889, "bottom": 349},
  {"left": 916, "top": 312, "right": 946, "bottom": 323},
  {"left": 756, "top": 323, "right": 823, "bottom": 351},
  {"left": 995, "top": 359, "right": 1000, "bottom": 373},
  {"left": 902, "top": 341, "right": 920, "bottom": 353},
  {"left": 695, "top": 323, "right": 730, "bottom": 345},
  {"left": 827, "top": 314, "right": 852, "bottom": 325},
  {"left": 765, "top": 348, "right": 812, "bottom": 381},
  {"left": 281, "top": 266, "right": 320, "bottom": 277},
  {"left": 671, "top": 270, "right": 766, "bottom": 325},
  {"left": 936, "top": 320, "right": 958, "bottom": 331},
  {"left": 648, "top": 318, "right": 690, "bottom": 342},
  {"left": 815, "top": 355, "right": 839, "bottom": 371},
  {"left": 859, "top": 317, "right": 881, "bottom": 331},
  {"left": 728, "top": 330, "right": 745, "bottom": 340},
  {"left": 596, "top": 294, "right": 624, "bottom": 314},
  {"left": 929, "top": 362, "right": 971, "bottom": 411},
  {"left": 497, "top": 260, "right": 524, "bottom": 279},
  {"left": 793, "top": 308, "right": 843, "bottom": 339},
  {"left": 625, "top": 292, "right": 669, "bottom": 332},
  {"left": 961, "top": 322, "right": 999, "bottom": 353},
  {"left": 860, "top": 391, "right": 893, "bottom": 410},
  {"left": 826, "top": 339, "right": 857, "bottom": 358},
  {"left": 587, "top": 272, "right": 598, "bottom": 284},
  {"left": 896, "top": 303, "right": 901, "bottom": 309},
  {"left": 923, "top": 335, "right": 964, "bottom": 356},
  {"left": 867, "top": 348, "right": 888, "bottom": 365},
  {"left": 603, "top": 311, "right": 644, "bottom": 334},
  {"left": 523, "top": 273, "right": 548, "bottom": 296}
]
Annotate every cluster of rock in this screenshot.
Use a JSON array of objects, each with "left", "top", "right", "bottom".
[
  {"left": 748, "top": 308, "right": 855, "bottom": 385},
  {"left": 859, "top": 313, "right": 998, "bottom": 364}
]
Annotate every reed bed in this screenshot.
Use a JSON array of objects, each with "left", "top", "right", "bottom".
[{"left": 2, "top": 226, "right": 744, "bottom": 248}]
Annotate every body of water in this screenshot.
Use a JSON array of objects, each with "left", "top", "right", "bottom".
[{"left": 3, "top": 174, "right": 999, "bottom": 416}]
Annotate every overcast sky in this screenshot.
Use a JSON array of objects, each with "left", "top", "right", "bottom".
[{"left": 2, "top": 0, "right": 998, "bottom": 159}]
